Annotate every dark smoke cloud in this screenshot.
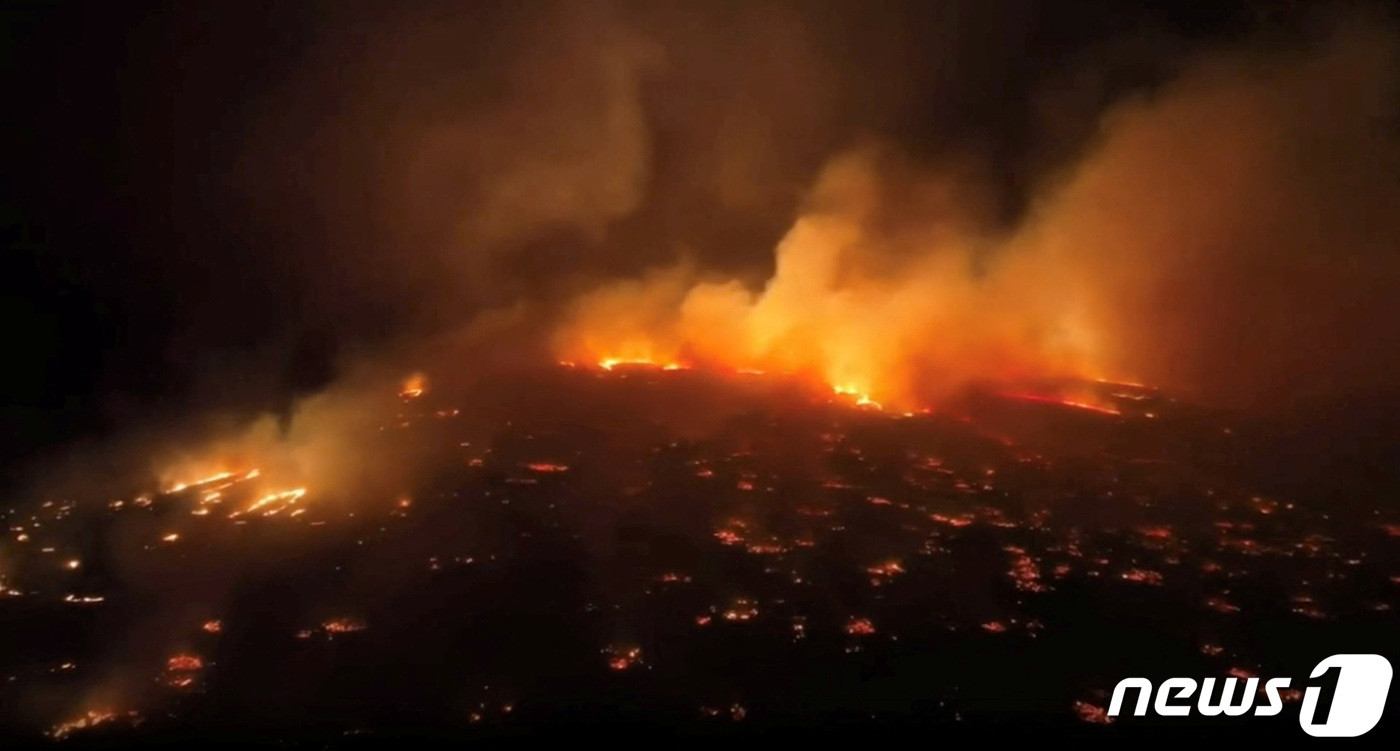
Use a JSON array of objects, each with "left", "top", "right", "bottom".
[{"left": 5, "top": 0, "right": 1400, "bottom": 483}]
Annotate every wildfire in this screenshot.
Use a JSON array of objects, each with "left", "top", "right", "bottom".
[
  {"left": 163, "top": 653, "right": 205, "bottom": 690},
  {"left": 1074, "top": 701, "right": 1114, "bottom": 725},
  {"left": 866, "top": 561, "right": 905, "bottom": 582},
  {"left": 547, "top": 151, "right": 1137, "bottom": 414},
  {"left": 525, "top": 462, "right": 570, "bottom": 473},
  {"left": 832, "top": 384, "right": 881, "bottom": 410},
  {"left": 166, "top": 653, "right": 204, "bottom": 672},
  {"left": 1120, "top": 568, "right": 1165, "bottom": 586},
  {"left": 162, "top": 468, "right": 263, "bottom": 515},
  {"left": 845, "top": 617, "right": 876, "bottom": 636},
  {"left": 722, "top": 599, "right": 760, "bottom": 622},
  {"left": 163, "top": 471, "right": 236, "bottom": 494},
  {"left": 563, "top": 352, "right": 1136, "bottom": 424},
  {"left": 229, "top": 487, "right": 307, "bottom": 519},
  {"left": 605, "top": 645, "right": 643, "bottom": 671},
  {"left": 998, "top": 392, "right": 1122, "bottom": 416},
  {"left": 160, "top": 462, "right": 312, "bottom": 522},
  {"left": 48, "top": 709, "right": 140, "bottom": 740},
  {"left": 63, "top": 594, "right": 104, "bottom": 604},
  {"left": 597, "top": 357, "right": 687, "bottom": 371},
  {"left": 322, "top": 618, "right": 367, "bottom": 634}
]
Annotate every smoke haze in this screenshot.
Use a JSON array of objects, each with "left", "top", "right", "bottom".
[{"left": 6, "top": 0, "right": 1400, "bottom": 476}]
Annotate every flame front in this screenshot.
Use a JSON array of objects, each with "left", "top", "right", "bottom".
[{"left": 553, "top": 151, "right": 1113, "bottom": 411}]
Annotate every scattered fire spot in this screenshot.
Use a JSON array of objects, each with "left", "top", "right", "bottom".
[
  {"left": 605, "top": 645, "right": 643, "bottom": 671},
  {"left": 846, "top": 617, "right": 876, "bottom": 636},
  {"left": 323, "top": 618, "right": 367, "bottom": 635},
  {"left": 48, "top": 709, "right": 141, "bottom": 740},
  {"left": 1120, "top": 568, "right": 1164, "bottom": 586},
  {"left": 525, "top": 462, "right": 569, "bottom": 473},
  {"left": 1074, "top": 701, "right": 1113, "bottom": 725}
]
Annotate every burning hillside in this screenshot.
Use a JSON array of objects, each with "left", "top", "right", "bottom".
[
  {"left": 1, "top": 363, "right": 1397, "bottom": 742},
  {"left": 552, "top": 149, "right": 1109, "bottom": 412},
  {"left": 6, "top": 0, "right": 1400, "bottom": 744}
]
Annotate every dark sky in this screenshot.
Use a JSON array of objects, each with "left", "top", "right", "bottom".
[{"left": 1, "top": 0, "right": 1392, "bottom": 475}]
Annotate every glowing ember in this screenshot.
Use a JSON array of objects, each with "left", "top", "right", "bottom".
[
  {"left": 1205, "top": 597, "right": 1241, "bottom": 614},
  {"left": 1006, "top": 548, "right": 1048, "bottom": 593},
  {"left": 866, "top": 561, "right": 905, "bottom": 580},
  {"left": 525, "top": 462, "right": 570, "bottom": 473},
  {"left": 63, "top": 594, "right": 104, "bottom": 604},
  {"left": 1120, "top": 568, "right": 1164, "bottom": 585},
  {"left": 322, "top": 618, "right": 367, "bottom": 635},
  {"left": 167, "top": 653, "right": 204, "bottom": 672},
  {"left": 1074, "top": 701, "right": 1113, "bottom": 725},
  {"left": 48, "top": 709, "right": 140, "bottom": 740},
  {"left": 845, "top": 617, "right": 876, "bottom": 636},
  {"left": 605, "top": 645, "right": 643, "bottom": 671},
  {"left": 723, "top": 599, "right": 759, "bottom": 622},
  {"left": 700, "top": 704, "right": 748, "bottom": 721},
  {"left": 714, "top": 529, "right": 744, "bottom": 546},
  {"left": 163, "top": 650, "right": 204, "bottom": 686}
]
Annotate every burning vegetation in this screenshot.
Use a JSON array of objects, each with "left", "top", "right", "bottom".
[
  {"left": 2, "top": 361, "right": 1398, "bottom": 741},
  {"left": 7, "top": 0, "right": 1400, "bottom": 743}
]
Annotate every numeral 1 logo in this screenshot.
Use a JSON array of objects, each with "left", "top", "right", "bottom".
[{"left": 1299, "top": 654, "right": 1392, "bottom": 737}]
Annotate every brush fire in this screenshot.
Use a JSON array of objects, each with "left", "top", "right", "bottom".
[
  {"left": 6, "top": 0, "right": 1400, "bottom": 744},
  {"left": 4, "top": 358, "right": 1396, "bottom": 741}
]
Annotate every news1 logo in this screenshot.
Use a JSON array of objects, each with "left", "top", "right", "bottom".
[{"left": 1108, "top": 654, "right": 1392, "bottom": 737}]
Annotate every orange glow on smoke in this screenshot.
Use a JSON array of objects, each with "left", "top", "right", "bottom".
[
  {"left": 550, "top": 151, "right": 1121, "bottom": 411},
  {"left": 400, "top": 373, "right": 427, "bottom": 399}
]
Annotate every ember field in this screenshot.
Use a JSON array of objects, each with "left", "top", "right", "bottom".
[{"left": 2, "top": 363, "right": 1398, "bottom": 744}]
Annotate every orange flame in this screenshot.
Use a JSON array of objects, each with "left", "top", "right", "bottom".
[
  {"left": 400, "top": 372, "right": 427, "bottom": 399},
  {"left": 551, "top": 151, "right": 1119, "bottom": 411}
]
